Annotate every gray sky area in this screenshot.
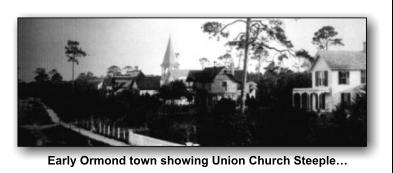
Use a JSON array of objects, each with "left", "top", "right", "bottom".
[{"left": 18, "top": 18, "right": 366, "bottom": 82}]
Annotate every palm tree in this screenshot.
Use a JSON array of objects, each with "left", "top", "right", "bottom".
[{"left": 65, "top": 40, "right": 87, "bottom": 87}]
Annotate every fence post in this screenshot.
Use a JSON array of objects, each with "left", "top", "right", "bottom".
[
  {"left": 112, "top": 125, "right": 116, "bottom": 138},
  {"left": 107, "top": 124, "right": 111, "bottom": 136},
  {"left": 99, "top": 121, "right": 103, "bottom": 134},
  {"left": 128, "top": 129, "right": 133, "bottom": 145},
  {"left": 122, "top": 128, "right": 126, "bottom": 141}
]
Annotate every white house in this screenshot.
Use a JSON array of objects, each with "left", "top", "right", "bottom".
[{"left": 292, "top": 44, "right": 366, "bottom": 112}]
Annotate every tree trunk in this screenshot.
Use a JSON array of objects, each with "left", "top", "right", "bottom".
[
  {"left": 72, "top": 60, "right": 75, "bottom": 81},
  {"left": 325, "top": 40, "right": 329, "bottom": 51},
  {"left": 72, "top": 60, "right": 75, "bottom": 91},
  {"left": 240, "top": 18, "right": 251, "bottom": 114}
]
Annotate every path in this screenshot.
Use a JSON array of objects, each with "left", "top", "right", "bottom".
[{"left": 42, "top": 104, "right": 131, "bottom": 146}]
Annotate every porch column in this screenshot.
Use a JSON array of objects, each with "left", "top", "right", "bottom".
[
  {"left": 299, "top": 92, "right": 303, "bottom": 109},
  {"left": 307, "top": 93, "right": 311, "bottom": 111},
  {"left": 316, "top": 93, "right": 319, "bottom": 111}
]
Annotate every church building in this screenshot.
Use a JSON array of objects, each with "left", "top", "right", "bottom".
[{"left": 160, "top": 37, "right": 195, "bottom": 86}]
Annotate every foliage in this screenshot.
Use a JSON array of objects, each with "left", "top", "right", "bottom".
[
  {"left": 18, "top": 98, "right": 52, "bottom": 125},
  {"left": 250, "top": 48, "right": 269, "bottom": 72},
  {"left": 325, "top": 85, "right": 367, "bottom": 146},
  {"left": 34, "top": 68, "right": 49, "bottom": 82},
  {"left": 312, "top": 26, "right": 344, "bottom": 50},
  {"left": 158, "top": 80, "right": 192, "bottom": 102},
  {"left": 65, "top": 40, "right": 87, "bottom": 65},
  {"left": 107, "top": 65, "right": 121, "bottom": 76},
  {"left": 202, "top": 18, "right": 299, "bottom": 112},
  {"left": 247, "top": 107, "right": 318, "bottom": 146},
  {"left": 202, "top": 19, "right": 294, "bottom": 62},
  {"left": 49, "top": 69, "right": 63, "bottom": 82},
  {"left": 65, "top": 40, "right": 87, "bottom": 81},
  {"left": 197, "top": 98, "right": 252, "bottom": 146},
  {"left": 217, "top": 53, "right": 234, "bottom": 68},
  {"left": 199, "top": 57, "right": 210, "bottom": 69},
  {"left": 76, "top": 72, "right": 97, "bottom": 82},
  {"left": 257, "top": 70, "right": 311, "bottom": 109}
]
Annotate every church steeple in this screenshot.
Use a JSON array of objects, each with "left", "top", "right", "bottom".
[
  {"left": 161, "top": 36, "right": 179, "bottom": 85},
  {"left": 161, "top": 36, "right": 177, "bottom": 69}
]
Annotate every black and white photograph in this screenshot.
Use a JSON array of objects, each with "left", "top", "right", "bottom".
[{"left": 17, "top": 18, "right": 367, "bottom": 147}]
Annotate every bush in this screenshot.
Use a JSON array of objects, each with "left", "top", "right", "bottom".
[{"left": 197, "top": 98, "right": 252, "bottom": 146}]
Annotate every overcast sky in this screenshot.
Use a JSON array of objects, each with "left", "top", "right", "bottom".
[{"left": 18, "top": 18, "right": 366, "bottom": 82}]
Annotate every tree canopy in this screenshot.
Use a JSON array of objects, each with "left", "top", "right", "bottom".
[
  {"left": 49, "top": 69, "right": 63, "bottom": 82},
  {"left": 312, "top": 26, "right": 344, "bottom": 50},
  {"left": 65, "top": 40, "right": 87, "bottom": 65},
  {"left": 158, "top": 80, "right": 192, "bottom": 102},
  {"left": 199, "top": 57, "right": 210, "bottom": 69},
  {"left": 65, "top": 40, "right": 87, "bottom": 83},
  {"left": 34, "top": 68, "right": 49, "bottom": 82},
  {"left": 107, "top": 65, "right": 122, "bottom": 76}
]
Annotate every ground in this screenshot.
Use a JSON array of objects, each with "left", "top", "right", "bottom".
[{"left": 18, "top": 98, "right": 108, "bottom": 146}]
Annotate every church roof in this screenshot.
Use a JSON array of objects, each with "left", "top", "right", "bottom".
[
  {"left": 161, "top": 37, "right": 177, "bottom": 68},
  {"left": 313, "top": 51, "right": 366, "bottom": 70}
]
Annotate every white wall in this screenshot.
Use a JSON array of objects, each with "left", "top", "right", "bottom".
[
  {"left": 210, "top": 73, "right": 239, "bottom": 94},
  {"left": 311, "top": 57, "right": 365, "bottom": 109},
  {"left": 331, "top": 70, "right": 363, "bottom": 106}
]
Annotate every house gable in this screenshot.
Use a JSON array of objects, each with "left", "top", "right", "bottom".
[
  {"left": 310, "top": 56, "right": 331, "bottom": 72},
  {"left": 311, "top": 57, "right": 332, "bottom": 88}
]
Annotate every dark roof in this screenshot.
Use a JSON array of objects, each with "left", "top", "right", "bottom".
[
  {"left": 114, "top": 70, "right": 144, "bottom": 79},
  {"left": 186, "top": 66, "right": 225, "bottom": 82},
  {"left": 137, "top": 76, "right": 161, "bottom": 90},
  {"left": 314, "top": 51, "right": 366, "bottom": 70}
]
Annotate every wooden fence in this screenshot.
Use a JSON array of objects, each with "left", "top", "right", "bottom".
[{"left": 73, "top": 119, "right": 184, "bottom": 146}]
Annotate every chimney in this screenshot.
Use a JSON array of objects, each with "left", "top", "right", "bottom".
[
  {"left": 229, "top": 62, "right": 235, "bottom": 75},
  {"left": 363, "top": 42, "right": 367, "bottom": 53},
  {"left": 134, "top": 66, "right": 139, "bottom": 71}
]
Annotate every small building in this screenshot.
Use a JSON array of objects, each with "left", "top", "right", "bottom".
[
  {"left": 292, "top": 44, "right": 366, "bottom": 112},
  {"left": 99, "top": 69, "right": 160, "bottom": 96}
]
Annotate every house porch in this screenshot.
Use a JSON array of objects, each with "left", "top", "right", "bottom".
[{"left": 292, "top": 88, "right": 332, "bottom": 112}]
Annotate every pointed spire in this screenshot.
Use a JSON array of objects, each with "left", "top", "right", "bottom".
[{"left": 161, "top": 36, "right": 177, "bottom": 68}]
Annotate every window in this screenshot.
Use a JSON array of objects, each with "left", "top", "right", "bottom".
[
  {"left": 323, "top": 71, "right": 328, "bottom": 86},
  {"left": 222, "top": 81, "right": 227, "bottom": 91},
  {"left": 361, "top": 70, "right": 366, "bottom": 84},
  {"left": 338, "top": 71, "right": 350, "bottom": 84},
  {"left": 341, "top": 93, "right": 351, "bottom": 106},
  {"left": 315, "top": 71, "right": 320, "bottom": 86},
  {"left": 315, "top": 71, "right": 328, "bottom": 86}
]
